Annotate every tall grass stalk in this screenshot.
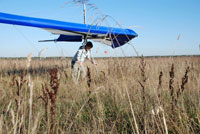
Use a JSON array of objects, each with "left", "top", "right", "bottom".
[{"left": 28, "top": 76, "right": 33, "bottom": 134}]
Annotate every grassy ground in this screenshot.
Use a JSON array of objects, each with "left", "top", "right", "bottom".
[{"left": 0, "top": 56, "right": 199, "bottom": 134}]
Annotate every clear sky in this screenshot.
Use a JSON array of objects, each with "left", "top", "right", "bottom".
[{"left": 0, "top": 0, "right": 199, "bottom": 57}]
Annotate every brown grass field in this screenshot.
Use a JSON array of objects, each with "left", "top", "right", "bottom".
[{"left": 0, "top": 56, "right": 199, "bottom": 134}]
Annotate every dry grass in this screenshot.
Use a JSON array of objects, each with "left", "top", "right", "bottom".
[{"left": 0, "top": 56, "right": 199, "bottom": 133}]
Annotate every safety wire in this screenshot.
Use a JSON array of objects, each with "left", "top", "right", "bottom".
[
  {"left": 57, "top": 43, "right": 70, "bottom": 57},
  {"left": 13, "top": 25, "right": 39, "bottom": 54}
]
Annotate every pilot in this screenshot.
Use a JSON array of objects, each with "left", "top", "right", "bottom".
[{"left": 71, "top": 41, "right": 96, "bottom": 82}]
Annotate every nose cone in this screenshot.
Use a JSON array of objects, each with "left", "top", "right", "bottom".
[{"left": 126, "top": 29, "right": 138, "bottom": 37}]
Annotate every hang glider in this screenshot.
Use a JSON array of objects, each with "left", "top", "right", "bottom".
[{"left": 0, "top": 12, "right": 138, "bottom": 48}]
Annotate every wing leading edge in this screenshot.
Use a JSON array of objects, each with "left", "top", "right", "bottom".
[{"left": 0, "top": 12, "right": 138, "bottom": 48}]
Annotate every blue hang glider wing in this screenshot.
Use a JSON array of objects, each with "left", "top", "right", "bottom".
[{"left": 0, "top": 12, "right": 138, "bottom": 48}]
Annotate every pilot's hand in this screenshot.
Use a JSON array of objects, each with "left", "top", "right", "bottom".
[{"left": 79, "top": 62, "right": 83, "bottom": 66}]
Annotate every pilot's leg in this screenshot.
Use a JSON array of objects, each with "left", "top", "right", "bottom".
[
  {"left": 71, "top": 61, "right": 79, "bottom": 82},
  {"left": 80, "top": 65, "right": 86, "bottom": 79}
]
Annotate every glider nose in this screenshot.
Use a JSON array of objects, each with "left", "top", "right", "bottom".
[{"left": 126, "top": 29, "right": 138, "bottom": 37}]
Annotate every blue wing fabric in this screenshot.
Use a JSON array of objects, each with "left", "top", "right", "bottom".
[
  {"left": 0, "top": 12, "right": 138, "bottom": 48},
  {"left": 57, "top": 35, "right": 82, "bottom": 42}
]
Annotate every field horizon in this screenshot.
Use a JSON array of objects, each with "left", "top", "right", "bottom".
[{"left": 0, "top": 54, "right": 199, "bottom": 59}]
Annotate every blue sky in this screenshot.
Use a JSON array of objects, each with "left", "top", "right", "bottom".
[{"left": 0, "top": 0, "right": 199, "bottom": 57}]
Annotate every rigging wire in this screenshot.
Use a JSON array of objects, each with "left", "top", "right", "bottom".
[
  {"left": 57, "top": 43, "right": 70, "bottom": 57},
  {"left": 13, "top": 25, "right": 39, "bottom": 53}
]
